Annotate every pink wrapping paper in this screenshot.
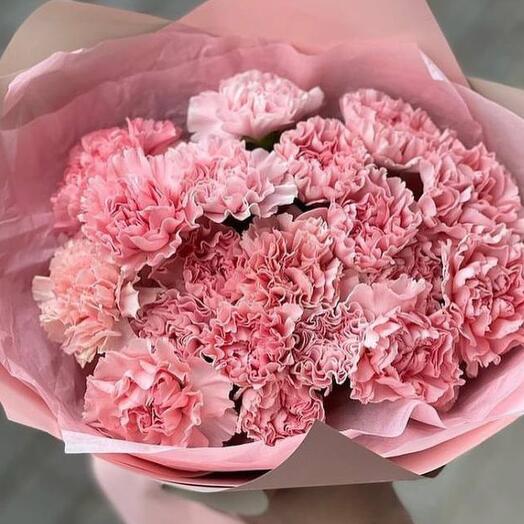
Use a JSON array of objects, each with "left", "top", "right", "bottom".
[{"left": 1, "top": 0, "right": 524, "bottom": 489}]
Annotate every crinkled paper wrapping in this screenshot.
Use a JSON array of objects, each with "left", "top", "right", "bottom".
[{"left": 0, "top": 0, "right": 522, "bottom": 490}]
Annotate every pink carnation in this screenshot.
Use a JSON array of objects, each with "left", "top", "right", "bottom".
[
  {"left": 292, "top": 301, "right": 365, "bottom": 392},
  {"left": 326, "top": 169, "right": 421, "bottom": 272},
  {"left": 168, "top": 137, "right": 296, "bottom": 223},
  {"left": 131, "top": 289, "right": 210, "bottom": 358},
  {"left": 52, "top": 118, "right": 181, "bottom": 234},
  {"left": 81, "top": 148, "right": 201, "bottom": 272},
  {"left": 275, "top": 116, "right": 371, "bottom": 204},
  {"left": 84, "top": 337, "right": 237, "bottom": 447},
  {"left": 348, "top": 276, "right": 463, "bottom": 410},
  {"left": 187, "top": 70, "right": 324, "bottom": 141},
  {"left": 340, "top": 89, "right": 450, "bottom": 168},
  {"left": 442, "top": 226, "right": 524, "bottom": 377},
  {"left": 151, "top": 222, "right": 243, "bottom": 304},
  {"left": 238, "top": 376, "right": 325, "bottom": 445},
  {"left": 126, "top": 117, "right": 182, "bottom": 155},
  {"left": 201, "top": 300, "right": 302, "bottom": 387},
  {"left": 32, "top": 238, "right": 121, "bottom": 366},
  {"left": 238, "top": 212, "right": 349, "bottom": 313},
  {"left": 384, "top": 238, "right": 444, "bottom": 311},
  {"left": 419, "top": 145, "right": 524, "bottom": 236}
]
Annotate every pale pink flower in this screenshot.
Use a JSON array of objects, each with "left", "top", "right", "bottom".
[
  {"left": 442, "top": 226, "right": 524, "bottom": 377},
  {"left": 81, "top": 148, "right": 201, "bottom": 272},
  {"left": 238, "top": 376, "right": 325, "bottom": 445},
  {"left": 52, "top": 119, "right": 181, "bottom": 234},
  {"left": 348, "top": 276, "right": 463, "bottom": 410},
  {"left": 419, "top": 145, "right": 524, "bottom": 236},
  {"left": 84, "top": 337, "right": 237, "bottom": 447},
  {"left": 201, "top": 300, "right": 302, "bottom": 388},
  {"left": 131, "top": 289, "right": 210, "bottom": 358},
  {"left": 126, "top": 117, "right": 182, "bottom": 155},
  {"left": 275, "top": 116, "right": 371, "bottom": 204},
  {"left": 187, "top": 70, "right": 324, "bottom": 141},
  {"left": 32, "top": 238, "right": 121, "bottom": 366},
  {"left": 340, "top": 89, "right": 450, "bottom": 168},
  {"left": 326, "top": 169, "right": 421, "bottom": 272},
  {"left": 151, "top": 222, "right": 243, "bottom": 304},
  {"left": 238, "top": 212, "right": 349, "bottom": 313},
  {"left": 384, "top": 238, "right": 444, "bottom": 311},
  {"left": 417, "top": 154, "right": 473, "bottom": 238},
  {"left": 168, "top": 137, "right": 296, "bottom": 223},
  {"left": 292, "top": 301, "right": 365, "bottom": 392}
]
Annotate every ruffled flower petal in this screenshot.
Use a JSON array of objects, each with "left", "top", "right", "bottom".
[
  {"left": 442, "top": 226, "right": 524, "bottom": 376},
  {"left": 52, "top": 118, "right": 181, "bottom": 234},
  {"left": 188, "top": 70, "right": 324, "bottom": 141},
  {"left": 238, "top": 376, "right": 325, "bottom": 445},
  {"left": 83, "top": 337, "right": 237, "bottom": 447},
  {"left": 275, "top": 116, "right": 371, "bottom": 204},
  {"left": 32, "top": 237, "right": 121, "bottom": 366}
]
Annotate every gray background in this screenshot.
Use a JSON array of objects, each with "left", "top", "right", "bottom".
[{"left": 0, "top": 1, "right": 523, "bottom": 523}]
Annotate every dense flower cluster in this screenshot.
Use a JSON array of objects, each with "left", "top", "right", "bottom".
[{"left": 34, "top": 70, "right": 524, "bottom": 448}]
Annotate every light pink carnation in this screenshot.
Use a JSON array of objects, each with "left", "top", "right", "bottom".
[
  {"left": 292, "top": 301, "right": 365, "bottom": 392},
  {"left": 340, "top": 89, "right": 450, "bottom": 168},
  {"left": 52, "top": 118, "right": 181, "bottom": 234},
  {"left": 348, "top": 276, "right": 463, "bottom": 410},
  {"left": 167, "top": 137, "right": 296, "bottom": 223},
  {"left": 81, "top": 148, "right": 201, "bottom": 272},
  {"left": 151, "top": 222, "right": 243, "bottom": 303},
  {"left": 131, "top": 289, "right": 210, "bottom": 358},
  {"left": 442, "top": 226, "right": 524, "bottom": 377},
  {"left": 384, "top": 238, "right": 444, "bottom": 311},
  {"left": 201, "top": 300, "right": 302, "bottom": 387},
  {"left": 187, "top": 70, "right": 324, "bottom": 141},
  {"left": 84, "top": 337, "right": 237, "bottom": 447},
  {"left": 419, "top": 145, "right": 524, "bottom": 236},
  {"left": 238, "top": 212, "right": 349, "bottom": 313},
  {"left": 326, "top": 169, "right": 421, "bottom": 272},
  {"left": 126, "top": 118, "right": 182, "bottom": 155},
  {"left": 418, "top": 155, "right": 473, "bottom": 238},
  {"left": 238, "top": 376, "right": 325, "bottom": 445},
  {"left": 275, "top": 116, "right": 371, "bottom": 204},
  {"left": 32, "top": 238, "right": 121, "bottom": 366}
]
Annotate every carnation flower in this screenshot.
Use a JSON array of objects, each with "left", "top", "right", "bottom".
[
  {"left": 419, "top": 145, "right": 524, "bottom": 236},
  {"left": 83, "top": 337, "right": 237, "bottom": 447},
  {"left": 131, "top": 289, "right": 210, "bottom": 358},
  {"left": 348, "top": 276, "right": 463, "bottom": 410},
  {"left": 126, "top": 117, "right": 182, "bottom": 155},
  {"left": 150, "top": 222, "right": 243, "bottom": 304},
  {"left": 442, "top": 226, "right": 524, "bottom": 377},
  {"left": 201, "top": 300, "right": 302, "bottom": 387},
  {"left": 81, "top": 148, "right": 201, "bottom": 272},
  {"left": 167, "top": 137, "right": 296, "bottom": 223},
  {"left": 417, "top": 154, "right": 473, "bottom": 238},
  {"left": 238, "top": 212, "right": 349, "bottom": 313},
  {"left": 52, "top": 118, "right": 181, "bottom": 234},
  {"left": 292, "top": 301, "right": 365, "bottom": 392},
  {"left": 385, "top": 237, "right": 444, "bottom": 311},
  {"left": 326, "top": 169, "right": 421, "bottom": 272},
  {"left": 275, "top": 116, "right": 371, "bottom": 204},
  {"left": 32, "top": 238, "right": 121, "bottom": 366},
  {"left": 238, "top": 375, "right": 325, "bottom": 445},
  {"left": 187, "top": 70, "right": 324, "bottom": 141},
  {"left": 340, "top": 89, "right": 450, "bottom": 168}
]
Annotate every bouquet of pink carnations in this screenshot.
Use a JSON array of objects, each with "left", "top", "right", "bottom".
[
  {"left": 2, "top": 0, "right": 524, "bottom": 493},
  {"left": 32, "top": 70, "right": 524, "bottom": 448}
]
